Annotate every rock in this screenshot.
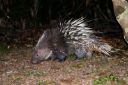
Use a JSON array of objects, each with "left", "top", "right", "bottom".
[{"left": 112, "top": 0, "right": 128, "bottom": 43}]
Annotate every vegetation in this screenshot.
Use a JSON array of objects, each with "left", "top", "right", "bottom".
[{"left": 94, "top": 74, "right": 127, "bottom": 85}]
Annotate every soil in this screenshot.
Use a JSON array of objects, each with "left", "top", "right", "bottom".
[{"left": 0, "top": 47, "right": 128, "bottom": 85}]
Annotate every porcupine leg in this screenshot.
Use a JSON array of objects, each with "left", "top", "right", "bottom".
[
  {"left": 54, "top": 52, "right": 67, "bottom": 62},
  {"left": 48, "top": 49, "right": 67, "bottom": 62},
  {"left": 75, "top": 47, "right": 93, "bottom": 59}
]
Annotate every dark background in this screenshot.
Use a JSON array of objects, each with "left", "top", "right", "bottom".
[{"left": 0, "top": 0, "right": 123, "bottom": 48}]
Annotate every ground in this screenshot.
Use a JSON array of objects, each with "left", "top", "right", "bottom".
[
  {"left": 0, "top": 46, "right": 128, "bottom": 85},
  {"left": 0, "top": 34, "right": 128, "bottom": 85}
]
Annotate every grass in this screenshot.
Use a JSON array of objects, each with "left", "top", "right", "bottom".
[
  {"left": 94, "top": 74, "right": 127, "bottom": 85},
  {"left": 14, "top": 77, "right": 22, "bottom": 81},
  {"left": 71, "top": 62, "right": 85, "bottom": 69},
  {"left": 67, "top": 54, "right": 86, "bottom": 61},
  {"left": 37, "top": 81, "right": 46, "bottom": 85},
  {"left": 37, "top": 80, "right": 56, "bottom": 85},
  {"left": 25, "top": 70, "right": 47, "bottom": 77},
  {"left": 66, "top": 54, "right": 76, "bottom": 61}
]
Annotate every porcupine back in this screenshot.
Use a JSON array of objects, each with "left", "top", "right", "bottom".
[{"left": 59, "top": 18, "right": 112, "bottom": 58}]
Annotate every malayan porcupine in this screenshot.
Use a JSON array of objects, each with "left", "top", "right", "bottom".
[{"left": 31, "top": 18, "right": 112, "bottom": 64}]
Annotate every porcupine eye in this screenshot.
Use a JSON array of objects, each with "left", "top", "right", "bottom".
[{"left": 31, "top": 51, "right": 42, "bottom": 64}]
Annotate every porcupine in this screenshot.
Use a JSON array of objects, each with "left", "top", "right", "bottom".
[{"left": 31, "top": 18, "right": 112, "bottom": 64}]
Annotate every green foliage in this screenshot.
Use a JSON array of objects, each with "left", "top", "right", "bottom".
[
  {"left": 25, "top": 70, "right": 47, "bottom": 77},
  {"left": 67, "top": 54, "right": 76, "bottom": 61},
  {"left": 94, "top": 74, "right": 119, "bottom": 85},
  {"left": 37, "top": 81, "right": 45, "bottom": 85},
  {"left": 72, "top": 62, "right": 85, "bottom": 69},
  {"left": 14, "top": 77, "right": 22, "bottom": 81}
]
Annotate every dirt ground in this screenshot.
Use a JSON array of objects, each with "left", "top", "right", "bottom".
[
  {"left": 0, "top": 46, "right": 128, "bottom": 85},
  {"left": 0, "top": 35, "right": 128, "bottom": 85}
]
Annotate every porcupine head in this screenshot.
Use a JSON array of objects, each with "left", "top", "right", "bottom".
[{"left": 31, "top": 18, "right": 112, "bottom": 64}]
